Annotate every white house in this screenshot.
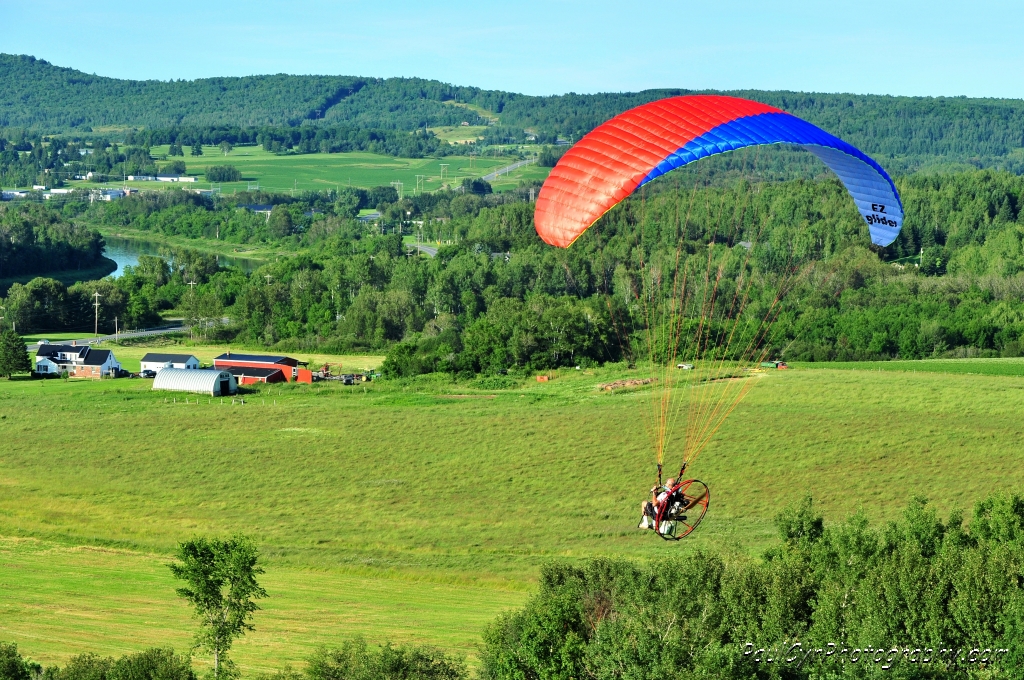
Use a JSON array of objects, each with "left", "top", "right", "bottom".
[
  {"left": 140, "top": 353, "right": 200, "bottom": 373},
  {"left": 34, "top": 342, "right": 122, "bottom": 378},
  {"left": 156, "top": 175, "right": 197, "bottom": 183}
]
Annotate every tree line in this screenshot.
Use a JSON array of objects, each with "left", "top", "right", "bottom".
[
  {"left": 3, "top": 168, "right": 1024, "bottom": 369},
  {"left": 480, "top": 493, "right": 1024, "bottom": 679},
  {"left": 8, "top": 53, "right": 1024, "bottom": 175},
  {"left": 0, "top": 204, "right": 104, "bottom": 280}
]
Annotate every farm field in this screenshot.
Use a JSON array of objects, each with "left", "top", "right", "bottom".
[
  {"left": 66, "top": 147, "right": 548, "bottom": 195},
  {"left": 792, "top": 357, "right": 1024, "bottom": 377},
  {"left": 427, "top": 125, "right": 488, "bottom": 144},
  {"left": 2, "top": 361, "right": 1024, "bottom": 669}
]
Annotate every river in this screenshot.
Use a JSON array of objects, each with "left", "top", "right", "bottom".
[{"left": 104, "top": 236, "right": 263, "bottom": 277}]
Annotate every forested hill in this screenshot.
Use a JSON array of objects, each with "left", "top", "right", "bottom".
[
  {"left": 5, "top": 53, "right": 1024, "bottom": 173},
  {"left": 0, "top": 55, "right": 492, "bottom": 130}
]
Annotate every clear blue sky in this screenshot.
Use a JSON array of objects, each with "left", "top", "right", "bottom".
[{"left": 6, "top": 0, "right": 1022, "bottom": 98}]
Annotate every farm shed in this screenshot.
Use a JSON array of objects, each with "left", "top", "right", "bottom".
[
  {"left": 225, "top": 366, "right": 286, "bottom": 385},
  {"left": 152, "top": 368, "right": 237, "bottom": 396},
  {"left": 140, "top": 353, "right": 200, "bottom": 373},
  {"left": 214, "top": 352, "right": 302, "bottom": 380}
]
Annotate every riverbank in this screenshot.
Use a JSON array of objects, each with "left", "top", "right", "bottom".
[
  {"left": 96, "top": 226, "right": 288, "bottom": 264},
  {"left": 0, "top": 256, "right": 117, "bottom": 296}
]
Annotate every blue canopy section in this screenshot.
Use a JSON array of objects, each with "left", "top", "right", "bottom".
[{"left": 639, "top": 112, "right": 904, "bottom": 247}]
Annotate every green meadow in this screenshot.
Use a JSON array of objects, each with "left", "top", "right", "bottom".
[
  {"left": 68, "top": 146, "right": 549, "bottom": 195},
  {"left": 2, "top": 358, "right": 1024, "bottom": 669}
]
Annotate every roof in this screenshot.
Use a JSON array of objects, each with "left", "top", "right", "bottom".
[
  {"left": 152, "top": 368, "right": 236, "bottom": 394},
  {"left": 36, "top": 344, "right": 89, "bottom": 358},
  {"left": 239, "top": 204, "right": 274, "bottom": 212},
  {"left": 224, "top": 366, "right": 284, "bottom": 379},
  {"left": 82, "top": 349, "right": 111, "bottom": 366},
  {"left": 214, "top": 353, "right": 291, "bottom": 364},
  {"left": 141, "top": 353, "right": 198, "bottom": 363}
]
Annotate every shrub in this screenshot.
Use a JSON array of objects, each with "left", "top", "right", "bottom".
[
  {"left": 40, "top": 650, "right": 194, "bottom": 680},
  {"left": 459, "top": 178, "right": 491, "bottom": 195},
  {"left": 43, "top": 654, "right": 111, "bottom": 680},
  {"left": 468, "top": 375, "right": 519, "bottom": 390},
  {"left": 161, "top": 160, "right": 186, "bottom": 175},
  {"left": 206, "top": 166, "right": 242, "bottom": 183},
  {"left": 109, "top": 649, "right": 195, "bottom": 680},
  {"left": 307, "top": 640, "right": 465, "bottom": 680},
  {"left": 0, "top": 643, "right": 36, "bottom": 680},
  {"left": 537, "top": 146, "right": 566, "bottom": 167}
]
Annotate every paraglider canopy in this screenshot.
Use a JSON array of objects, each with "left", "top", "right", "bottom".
[{"left": 534, "top": 95, "right": 903, "bottom": 249}]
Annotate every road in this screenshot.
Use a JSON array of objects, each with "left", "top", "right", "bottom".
[
  {"left": 25, "top": 324, "right": 186, "bottom": 350},
  {"left": 481, "top": 157, "right": 536, "bottom": 182},
  {"left": 411, "top": 244, "right": 438, "bottom": 257}
]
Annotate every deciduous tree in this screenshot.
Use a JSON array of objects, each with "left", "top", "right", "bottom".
[{"left": 170, "top": 536, "right": 267, "bottom": 679}]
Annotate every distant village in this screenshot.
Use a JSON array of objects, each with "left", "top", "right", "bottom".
[{"left": 1, "top": 174, "right": 198, "bottom": 202}]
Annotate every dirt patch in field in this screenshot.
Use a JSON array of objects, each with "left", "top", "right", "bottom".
[
  {"left": 438, "top": 394, "right": 497, "bottom": 399},
  {"left": 599, "top": 378, "right": 654, "bottom": 391}
]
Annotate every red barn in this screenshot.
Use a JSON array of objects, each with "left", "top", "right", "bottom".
[
  {"left": 213, "top": 352, "right": 301, "bottom": 380},
  {"left": 225, "top": 366, "right": 287, "bottom": 385}
]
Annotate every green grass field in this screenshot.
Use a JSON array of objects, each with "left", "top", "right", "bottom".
[
  {"left": 792, "top": 357, "right": 1024, "bottom": 376},
  {"left": 3, "top": 359, "right": 1024, "bottom": 670},
  {"left": 428, "top": 126, "right": 488, "bottom": 144},
  {"left": 64, "top": 147, "right": 548, "bottom": 195}
]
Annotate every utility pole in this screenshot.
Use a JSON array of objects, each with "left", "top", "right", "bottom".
[
  {"left": 92, "top": 291, "right": 102, "bottom": 337},
  {"left": 264, "top": 274, "right": 273, "bottom": 285}
]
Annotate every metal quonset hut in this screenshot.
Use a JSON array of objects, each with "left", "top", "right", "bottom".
[{"left": 152, "top": 368, "right": 237, "bottom": 396}]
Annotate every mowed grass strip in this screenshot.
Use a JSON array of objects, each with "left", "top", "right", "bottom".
[{"left": 2, "top": 363, "right": 1024, "bottom": 666}]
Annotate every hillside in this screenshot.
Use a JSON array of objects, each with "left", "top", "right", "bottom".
[
  {"left": 4, "top": 54, "right": 1024, "bottom": 174},
  {"left": 0, "top": 55, "right": 491, "bottom": 131}
]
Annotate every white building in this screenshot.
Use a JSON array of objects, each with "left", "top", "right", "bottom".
[
  {"left": 140, "top": 353, "right": 200, "bottom": 373},
  {"left": 34, "top": 342, "right": 122, "bottom": 378},
  {"left": 153, "top": 368, "right": 237, "bottom": 396},
  {"left": 156, "top": 175, "right": 197, "bottom": 183}
]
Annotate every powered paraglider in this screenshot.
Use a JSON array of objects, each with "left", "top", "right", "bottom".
[{"left": 533, "top": 95, "right": 904, "bottom": 540}]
